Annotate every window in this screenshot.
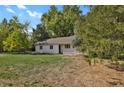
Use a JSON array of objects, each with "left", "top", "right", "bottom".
[
  {"left": 50, "top": 45, "right": 53, "bottom": 49},
  {"left": 40, "top": 46, "right": 43, "bottom": 49},
  {"left": 65, "top": 44, "right": 70, "bottom": 48}
]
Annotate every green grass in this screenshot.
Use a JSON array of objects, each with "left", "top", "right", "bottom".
[{"left": 0, "top": 54, "right": 66, "bottom": 86}]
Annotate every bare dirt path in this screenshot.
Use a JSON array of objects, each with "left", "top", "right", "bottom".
[{"left": 39, "top": 55, "right": 124, "bottom": 87}]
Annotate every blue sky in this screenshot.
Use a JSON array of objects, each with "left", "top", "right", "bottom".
[{"left": 0, "top": 5, "right": 90, "bottom": 32}]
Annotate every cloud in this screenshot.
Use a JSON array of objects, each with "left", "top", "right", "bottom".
[
  {"left": 6, "top": 8, "right": 15, "bottom": 14},
  {"left": 17, "top": 5, "right": 27, "bottom": 10},
  {"left": 26, "top": 10, "right": 42, "bottom": 18},
  {"left": 19, "top": 14, "right": 22, "bottom": 17}
]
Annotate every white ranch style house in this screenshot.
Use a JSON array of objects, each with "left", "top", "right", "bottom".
[{"left": 35, "top": 36, "right": 80, "bottom": 55}]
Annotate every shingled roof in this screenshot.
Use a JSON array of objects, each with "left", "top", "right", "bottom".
[{"left": 35, "top": 36, "right": 75, "bottom": 45}]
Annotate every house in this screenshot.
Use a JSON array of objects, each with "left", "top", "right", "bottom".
[{"left": 35, "top": 36, "right": 80, "bottom": 54}]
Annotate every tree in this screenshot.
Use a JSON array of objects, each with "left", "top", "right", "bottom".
[
  {"left": 31, "top": 24, "right": 49, "bottom": 51},
  {"left": 3, "top": 16, "right": 31, "bottom": 52},
  {"left": 32, "top": 24, "right": 49, "bottom": 44},
  {"left": 0, "top": 18, "right": 9, "bottom": 52},
  {"left": 41, "top": 5, "right": 82, "bottom": 38},
  {"left": 76, "top": 6, "right": 124, "bottom": 61}
]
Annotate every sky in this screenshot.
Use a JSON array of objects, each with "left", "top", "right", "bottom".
[{"left": 0, "top": 5, "right": 90, "bottom": 32}]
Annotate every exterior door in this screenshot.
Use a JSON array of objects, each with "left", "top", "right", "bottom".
[{"left": 59, "top": 45, "right": 62, "bottom": 54}]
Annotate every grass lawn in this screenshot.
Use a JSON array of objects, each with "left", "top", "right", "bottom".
[{"left": 0, "top": 54, "right": 66, "bottom": 86}]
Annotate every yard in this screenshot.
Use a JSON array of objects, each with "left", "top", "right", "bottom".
[{"left": 0, "top": 54, "right": 124, "bottom": 87}]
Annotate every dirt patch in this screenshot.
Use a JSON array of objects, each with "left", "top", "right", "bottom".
[
  {"left": 45, "top": 55, "right": 124, "bottom": 87},
  {"left": 37, "top": 55, "right": 124, "bottom": 87}
]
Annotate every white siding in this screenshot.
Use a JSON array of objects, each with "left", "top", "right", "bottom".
[
  {"left": 35, "top": 44, "right": 80, "bottom": 55},
  {"left": 35, "top": 45, "right": 59, "bottom": 54},
  {"left": 35, "top": 45, "right": 43, "bottom": 53}
]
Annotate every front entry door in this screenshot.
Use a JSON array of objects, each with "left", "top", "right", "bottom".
[{"left": 59, "top": 45, "right": 62, "bottom": 54}]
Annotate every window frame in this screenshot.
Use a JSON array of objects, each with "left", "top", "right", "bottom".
[
  {"left": 50, "top": 45, "right": 53, "bottom": 49},
  {"left": 65, "top": 44, "right": 70, "bottom": 49},
  {"left": 40, "top": 46, "right": 43, "bottom": 50}
]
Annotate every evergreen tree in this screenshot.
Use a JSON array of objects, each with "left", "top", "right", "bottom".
[
  {"left": 32, "top": 24, "right": 49, "bottom": 43},
  {"left": 76, "top": 6, "right": 124, "bottom": 60}
]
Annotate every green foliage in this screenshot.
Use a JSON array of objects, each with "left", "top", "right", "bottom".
[
  {"left": 3, "top": 31, "right": 30, "bottom": 52},
  {"left": 32, "top": 24, "right": 49, "bottom": 44},
  {"left": 76, "top": 6, "right": 124, "bottom": 60},
  {"left": 0, "top": 18, "right": 9, "bottom": 51},
  {"left": 41, "top": 5, "right": 82, "bottom": 37},
  {"left": 0, "top": 16, "right": 31, "bottom": 52}
]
